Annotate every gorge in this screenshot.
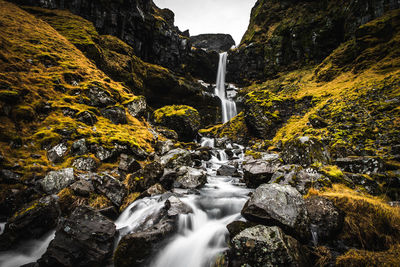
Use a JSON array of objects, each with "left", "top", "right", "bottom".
[{"left": 0, "top": 0, "right": 400, "bottom": 266}]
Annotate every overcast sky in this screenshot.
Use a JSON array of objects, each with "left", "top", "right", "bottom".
[{"left": 153, "top": 0, "right": 257, "bottom": 45}]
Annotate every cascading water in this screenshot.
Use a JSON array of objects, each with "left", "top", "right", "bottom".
[
  {"left": 215, "top": 52, "right": 237, "bottom": 123},
  {"left": 115, "top": 138, "right": 251, "bottom": 267}
]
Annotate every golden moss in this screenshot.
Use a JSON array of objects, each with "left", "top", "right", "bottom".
[
  {"left": 336, "top": 244, "right": 400, "bottom": 267},
  {"left": 153, "top": 105, "right": 198, "bottom": 123},
  {"left": 119, "top": 192, "right": 140, "bottom": 212},
  {"left": 321, "top": 165, "right": 344, "bottom": 179},
  {"left": 88, "top": 193, "right": 112, "bottom": 209}
]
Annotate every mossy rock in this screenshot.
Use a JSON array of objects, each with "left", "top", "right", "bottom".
[
  {"left": 0, "top": 90, "right": 20, "bottom": 104},
  {"left": 153, "top": 105, "right": 201, "bottom": 142}
]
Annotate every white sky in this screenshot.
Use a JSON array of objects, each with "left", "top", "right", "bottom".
[{"left": 153, "top": 0, "right": 257, "bottom": 45}]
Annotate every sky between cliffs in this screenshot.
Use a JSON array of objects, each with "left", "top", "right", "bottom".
[{"left": 153, "top": 0, "right": 257, "bottom": 45}]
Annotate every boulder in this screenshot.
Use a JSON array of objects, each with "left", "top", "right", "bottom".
[
  {"left": 70, "top": 179, "right": 94, "bottom": 197},
  {"left": 47, "top": 143, "right": 68, "bottom": 163},
  {"left": 0, "top": 169, "right": 21, "bottom": 184},
  {"left": 226, "top": 220, "right": 258, "bottom": 238},
  {"left": 140, "top": 183, "right": 166, "bottom": 198},
  {"left": 92, "top": 174, "right": 127, "bottom": 207},
  {"left": 281, "top": 136, "right": 331, "bottom": 166},
  {"left": 72, "top": 157, "right": 98, "bottom": 172},
  {"left": 40, "top": 168, "right": 75, "bottom": 194},
  {"left": 76, "top": 111, "right": 97, "bottom": 126},
  {"left": 190, "top": 34, "right": 235, "bottom": 52},
  {"left": 0, "top": 196, "right": 60, "bottom": 250},
  {"left": 165, "top": 196, "right": 193, "bottom": 217},
  {"left": 118, "top": 154, "right": 141, "bottom": 173},
  {"left": 335, "top": 156, "right": 384, "bottom": 174},
  {"left": 70, "top": 139, "right": 88, "bottom": 156},
  {"left": 243, "top": 154, "right": 281, "bottom": 188},
  {"left": 160, "top": 148, "right": 192, "bottom": 169},
  {"left": 93, "top": 145, "right": 114, "bottom": 162},
  {"left": 159, "top": 169, "right": 178, "bottom": 190},
  {"left": 175, "top": 166, "right": 207, "bottom": 189},
  {"left": 217, "top": 165, "right": 240, "bottom": 177},
  {"left": 230, "top": 225, "right": 309, "bottom": 267},
  {"left": 242, "top": 184, "right": 310, "bottom": 241},
  {"left": 85, "top": 87, "right": 115, "bottom": 108},
  {"left": 153, "top": 105, "right": 201, "bottom": 142},
  {"left": 124, "top": 96, "right": 146, "bottom": 118},
  {"left": 101, "top": 106, "right": 127, "bottom": 124},
  {"left": 155, "top": 140, "right": 175, "bottom": 156},
  {"left": 126, "top": 161, "right": 164, "bottom": 192},
  {"left": 37, "top": 206, "right": 116, "bottom": 267},
  {"left": 305, "top": 196, "right": 344, "bottom": 243}
]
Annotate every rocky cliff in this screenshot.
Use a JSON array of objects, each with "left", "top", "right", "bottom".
[{"left": 190, "top": 34, "right": 236, "bottom": 52}]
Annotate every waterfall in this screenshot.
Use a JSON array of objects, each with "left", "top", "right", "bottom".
[{"left": 215, "top": 52, "right": 237, "bottom": 123}]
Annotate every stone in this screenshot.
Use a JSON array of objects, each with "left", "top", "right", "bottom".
[
  {"left": 0, "top": 169, "right": 21, "bottom": 184},
  {"left": 217, "top": 165, "right": 240, "bottom": 177},
  {"left": 125, "top": 96, "right": 147, "bottom": 117},
  {"left": 175, "top": 166, "right": 207, "bottom": 189},
  {"left": 76, "top": 111, "right": 97, "bottom": 126},
  {"left": 140, "top": 183, "right": 166, "bottom": 198},
  {"left": 190, "top": 34, "right": 235, "bottom": 52},
  {"left": 101, "top": 106, "right": 127, "bottom": 124},
  {"left": 242, "top": 183, "right": 310, "bottom": 241},
  {"left": 70, "top": 179, "right": 94, "bottom": 197},
  {"left": 335, "top": 156, "right": 384, "bottom": 174},
  {"left": 41, "top": 168, "right": 75, "bottom": 194},
  {"left": 160, "top": 148, "right": 192, "bottom": 169},
  {"left": 47, "top": 143, "right": 68, "bottom": 163},
  {"left": 159, "top": 169, "right": 178, "bottom": 190},
  {"left": 165, "top": 196, "right": 193, "bottom": 217},
  {"left": 118, "top": 154, "right": 141, "bottom": 173},
  {"left": 226, "top": 221, "right": 258, "bottom": 238},
  {"left": 155, "top": 126, "right": 179, "bottom": 140},
  {"left": 92, "top": 174, "right": 127, "bottom": 207},
  {"left": 85, "top": 87, "right": 116, "bottom": 108},
  {"left": 155, "top": 140, "right": 175, "bottom": 155},
  {"left": 71, "top": 139, "right": 88, "bottom": 156},
  {"left": 230, "top": 225, "right": 309, "bottom": 267},
  {"left": 243, "top": 154, "right": 281, "bottom": 188},
  {"left": 72, "top": 157, "right": 98, "bottom": 172},
  {"left": 126, "top": 161, "right": 164, "bottom": 192},
  {"left": 37, "top": 206, "right": 116, "bottom": 267},
  {"left": 305, "top": 196, "right": 344, "bottom": 243},
  {"left": 0, "top": 196, "right": 60, "bottom": 250},
  {"left": 94, "top": 145, "right": 114, "bottom": 162}
]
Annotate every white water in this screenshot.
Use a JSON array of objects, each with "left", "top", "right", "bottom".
[
  {"left": 115, "top": 137, "right": 250, "bottom": 267},
  {"left": 0, "top": 230, "right": 55, "bottom": 267},
  {"left": 215, "top": 52, "right": 237, "bottom": 123}
]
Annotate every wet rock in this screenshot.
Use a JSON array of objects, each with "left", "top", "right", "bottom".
[
  {"left": 226, "top": 221, "right": 258, "bottom": 238},
  {"left": 72, "top": 157, "right": 98, "bottom": 172},
  {"left": 305, "top": 196, "right": 344, "bottom": 243},
  {"left": 41, "top": 168, "right": 75, "bottom": 194},
  {"left": 38, "top": 206, "right": 116, "bottom": 267},
  {"left": 230, "top": 225, "right": 309, "bottom": 267},
  {"left": 76, "top": 111, "right": 97, "bottom": 126},
  {"left": 155, "top": 126, "right": 179, "bottom": 140},
  {"left": 140, "top": 183, "right": 166, "bottom": 198},
  {"left": 47, "top": 143, "right": 68, "bottom": 163},
  {"left": 153, "top": 105, "right": 201, "bottom": 142},
  {"left": 335, "top": 156, "right": 384, "bottom": 174},
  {"left": 242, "top": 184, "right": 310, "bottom": 241},
  {"left": 155, "top": 140, "right": 175, "bottom": 155},
  {"left": 125, "top": 96, "right": 146, "bottom": 117},
  {"left": 71, "top": 139, "right": 88, "bottom": 156},
  {"left": 217, "top": 165, "right": 240, "bottom": 177},
  {"left": 92, "top": 173, "right": 127, "bottom": 207},
  {"left": 165, "top": 196, "right": 193, "bottom": 217},
  {"left": 126, "top": 161, "right": 164, "bottom": 192},
  {"left": 0, "top": 169, "right": 21, "bottom": 184},
  {"left": 70, "top": 179, "right": 94, "bottom": 197},
  {"left": 243, "top": 154, "right": 281, "bottom": 188},
  {"left": 175, "top": 166, "right": 207, "bottom": 189},
  {"left": 101, "top": 106, "right": 127, "bottom": 124},
  {"left": 281, "top": 136, "right": 331, "bottom": 166},
  {"left": 93, "top": 145, "right": 114, "bottom": 162},
  {"left": 0, "top": 196, "right": 60, "bottom": 250},
  {"left": 159, "top": 169, "right": 178, "bottom": 190},
  {"left": 118, "top": 154, "right": 141, "bottom": 173},
  {"left": 85, "top": 87, "right": 115, "bottom": 108},
  {"left": 160, "top": 148, "right": 192, "bottom": 169}
]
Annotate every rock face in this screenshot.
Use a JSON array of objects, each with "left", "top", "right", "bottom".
[
  {"left": 227, "top": 0, "right": 400, "bottom": 85},
  {"left": 230, "top": 225, "right": 309, "bottom": 267},
  {"left": 190, "top": 34, "right": 235, "bottom": 52},
  {"left": 242, "top": 184, "right": 310, "bottom": 241},
  {"left": 38, "top": 206, "right": 116, "bottom": 267},
  {"left": 335, "top": 156, "right": 384, "bottom": 174},
  {"left": 153, "top": 105, "right": 201, "bottom": 142},
  {"left": 41, "top": 168, "right": 75, "bottom": 194}
]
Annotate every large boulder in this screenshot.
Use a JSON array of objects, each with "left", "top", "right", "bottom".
[
  {"left": 175, "top": 166, "right": 207, "bottom": 189},
  {"left": 124, "top": 96, "right": 147, "bottom": 118},
  {"left": 37, "top": 206, "right": 116, "bottom": 267},
  {"left": 101, "top": 106, "right": 127, "bottom": 124},
  {"left": 40, "top": 168, "right": 75, "bottom": 194},
  {"left": 242, "top": 184, "right": 310, "bottom": 241},
  {"left": 230, "top": 225, "right": 309, "bottom": 267},
  {"left": 72, "top": 157, "right": 98, "bottom": 172},
  {"left": 85, "top": 86, "right": 116, "bottom": 108},
  {"left": 281, "top": 136, "right": 331, "bottom": 166},
  {"left": 0, "top": 196, "right": 60, "bottom": 250},
  {"left": 160, "top": 148, "right": 192, "bottom": 169},
  {"left": 92, "top": 173, "right": 127, "bottom": 207},
  {"left": 217, "top": 165, "right": 240, "bottom": 177},
  {"left": 126, "top": 161, "right": 164, "bottom": 192},
  {"left": 47, "top": 143, "right": 68, "bottom": 163},
  {"left": 153, "top": 105, "right": 201, "bottom": 142},
  {"left": 243, "top": 153, "right": 281, "bottom": 188}
]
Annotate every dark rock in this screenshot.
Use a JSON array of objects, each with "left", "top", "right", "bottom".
[
  {"left": 101, "top": 106, "right": 127, "bottom": 124},
  {"left": 118, "top": 154, "right": 141, "bottom": 173},
  {"left": 230, "top": 225, "right": 309, "bottom": 267},
  {"left": 242, "top": 183, "right": 310, "bottom": 241},
  {"left": 93, "top": 145, "right": 114, "bottom": 162},
  {"left": 155, "top": 126, "right": 179, "bottom": 140},
  {"left": 40, "top": 168, "right": 75, "bottom": 194},
  {"left": 185, "top": 49, "right": 219, "bottom": 83},
  {"left": 217, "top": 165, "right": 240, "bottom": 177},
  {"left": 0, "top": 196, "right": 60, "bottom": 250},
  {"left": 160, "top": 148, "right": 192, "bottom": 169},
  {"left": 345, "top": 172, "right": 381, "bottom": 195},
  {"left": 125, "top": 96, "right": 147, "bottom": 118},
  {"left": 47, "top": 143, "right": 68, "bottom": 163},
  {"left": 71, "top": 139, "right": 88, "bottom": 156},
  {"left": 309, "top": 115, "right": 328, "bottom": 128},
  {"left": 305, "top": 196, "right": 344, "bottom": 244},
  {"left": 243, "top": 154, "right": 281, "bottom": 188},
  {"left": 85, "top": 87, "right": 115, "bottom": 108},
  {"left": 0, "top": 169, "right": 21, "bottom": 184},
  {"left": 140, "top": 183, "right": 166, "bottom": 198},
  {"left": 165, "top": 195, "right": 193, "bottom": 217},
  {"left": 281, "top": 136, "right": 331, "bottom": 166},
  {"left": 226, "top": 220, "right": 258, "bottom": 238},
  {"left": 76, "top": 111, "right": 97, "bottom": 126},
  {"left": 127, "top": 161, "right": 164, "bottom": 192},
  {"left": 98, "top": 206, "right": 119, "bottom": 220},
  {"left": 70, "top": 179, "right": 94, "bottom": 197},
  {"left": 190, "top": 34, "right": 235, "bottom": 52},
  {"left": 159, "top": 169, "right": 178, "bottom": 190},
  {"left": 72, "top": 157, "right": 98, "bottom": 172},
  {"left": 37, "top": 206, "right": 116, "bottom": 267},
  {"left": 335, "top": 156, "right": 384, "bottom": 174},
  {"left": 175, "top": 166, "right": 207, "bottom": 189},
  {"left": 92, "top": 173, "right": 127, "bottom": 207},
  {"left": 155, "top": 140, "right": 175, "bottom": 156}
]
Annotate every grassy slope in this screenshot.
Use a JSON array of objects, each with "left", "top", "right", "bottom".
[{"left": 0, "top": 0, "right": 155, "bottom": 181}]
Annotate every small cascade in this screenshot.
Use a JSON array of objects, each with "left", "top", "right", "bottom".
[
  {"left": 310, "top": 223, "right": 319, "bottom": 246},
  {"left": 215, "top": 52, "right": 237, "bottom": 123}
]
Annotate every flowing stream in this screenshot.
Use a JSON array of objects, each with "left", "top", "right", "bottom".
[
  {"left": 215, "top": 52, "right": 237, "bottom": 123},
  {"left": 116, "top": 138, "right": 251, "bottom": 267}
]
